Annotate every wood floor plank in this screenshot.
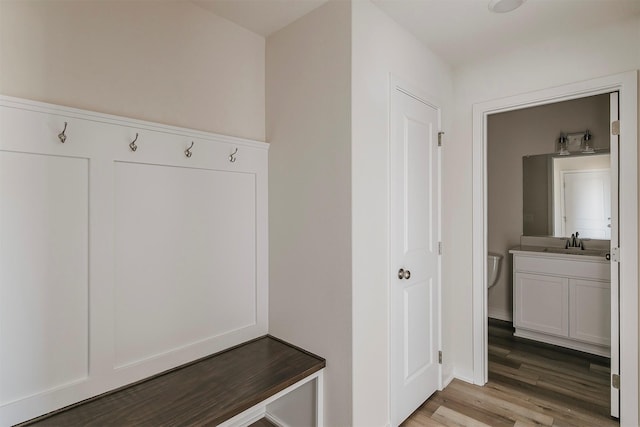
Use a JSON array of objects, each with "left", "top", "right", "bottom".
[
  {"left": 489, "top": 380, "right": 617, "bottom": 426},
  {"left": 401, "top": 409, "right": 447, "bottom": 427},
  {"left": 420, "top": 399, "right": 445, "bottom": 417},
  {"left": 589, "top": 362, "right": 611, "bottom": 374},
  {"left": 402, "top": 320, "right": 618, "bottom": 427},
  {"left": 484, "top": 381, "right": 616, "bottom": 427},
  {"left": 488, "top": 343, "right": 512, "bottom": 357},
  {"left": 488, "top": 361, "right": 539, "bottom": 385},
  {"left": 428, "top": 391, "right": 514, "bottom": 427},
  {"left": 432, "top": 406, "right": 493, "bottom": 427},
  {"left": 519, "top": 362, "right": 610, "bottom": 387},
  {"left": 446, "top": 380, "right": 554, "bottom": 426},
  {"left": 535, "top": 379, "right": 609, "bottom": 410},
  {"left": 488, "top": 352, "right": 522, "bottom": 369},
  {"left": 505, "top": 350, "right": 592, "bottom": 376}
]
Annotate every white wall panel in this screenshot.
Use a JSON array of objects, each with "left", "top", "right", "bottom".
[
  {"left": 0, "top": 151, "right": 89, "bottom": 404},
  {"left": 0, "top": 95, "right": 268, "bottom": 425},
  {"left": 114, "top": 162, "right": 257, "bottom": 367}
]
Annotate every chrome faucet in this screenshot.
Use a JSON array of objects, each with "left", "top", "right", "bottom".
[{"left": 566, "top": 232, "right": 584, "bottom": 249}]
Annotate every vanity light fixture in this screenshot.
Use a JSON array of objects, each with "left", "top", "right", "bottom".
[
  {"left": 488, "top": 0, "right": 526, "bottom": 13},
  {"left": 558, "top": 129, "right": 596, "bottom": 155}
]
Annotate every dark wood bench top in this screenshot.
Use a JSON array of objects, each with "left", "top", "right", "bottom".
[{"left": 23, "top": 336, "right": 325, "bottom": 427}]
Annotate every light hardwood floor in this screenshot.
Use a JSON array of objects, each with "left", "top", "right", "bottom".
[{"left": 401, "top": 319, "right": 617, "bottom": 427}]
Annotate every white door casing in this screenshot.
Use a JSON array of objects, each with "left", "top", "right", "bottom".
[
  {"left": 609, "top": 91, "right": 619, "bottom": 418},
  {"left": 390, "top": 80, "right": 441, "bottom": 426},
  {"left": 472, "top": 72, "right": 637, "bottom": 425}
]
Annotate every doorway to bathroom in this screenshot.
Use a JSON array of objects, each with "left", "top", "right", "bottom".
[
  {"left": 486, "top": 91, "right": 617, "bottom": 418},
  {"left": 471, "top": 71, "right": 638, "bottom": 426}
]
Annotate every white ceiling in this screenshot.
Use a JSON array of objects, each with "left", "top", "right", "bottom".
[
  {"left": 372, "top": 0, "right": 640, "bottom": 67},
  {"left": 192, "top": 0, "right": 328, "bottom": 37},
  {"left": 194, "top": 0, "right": 640, "bottom": 68}
]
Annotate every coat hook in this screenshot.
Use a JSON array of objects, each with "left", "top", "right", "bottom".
[
  {"left": 58, "top": 122, "right": 68, "bottom": 143},
  {"left": 129, "top": 133, "right": 139, "bottom": 152},
  {"left": 185, "top": 141, "right": 194, "bottom": 158},
  {"left": 229, "top": 148, "right": 238, "bottom": 163}
]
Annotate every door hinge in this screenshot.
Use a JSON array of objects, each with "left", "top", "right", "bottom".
[
  {"left": 612, "top": 373, "right": 620, "bottom": 389},
  {"left": 610, "top": 246, "right": 620, "bottom": 262},
  {"left": 612, "top": 120, "right": 620, "bottom": 136},
  {"left": 438, "top": 241, "right": 442, "bottom": 255},
  {"left": 438, "top": 131, "right": 444, "bottom": 147},
  {"left": 438, "top": 350, "right": 442, "bottom": 364}
]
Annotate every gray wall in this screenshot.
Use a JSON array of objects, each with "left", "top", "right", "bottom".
[
  {"left": 487, "top": 93, "right": 610, "bottom": 320},
  {"left": 266, "top": 2, "right": 353, "bottom": 425}
]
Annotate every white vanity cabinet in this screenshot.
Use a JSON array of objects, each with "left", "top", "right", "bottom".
[{"left": 511, "top": 249, "right": 610, "bottom": 357}]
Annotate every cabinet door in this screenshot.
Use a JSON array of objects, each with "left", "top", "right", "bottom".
[
  {"left": 569, "top": 279, "right": 611, "bottom": 346},
  {"left": 514, "top": 273, "right": 569, "bottom": 337}
]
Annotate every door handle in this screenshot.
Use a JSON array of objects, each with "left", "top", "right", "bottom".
[{"left": 398, "top": 268, "right": 411, "bottom": 280}]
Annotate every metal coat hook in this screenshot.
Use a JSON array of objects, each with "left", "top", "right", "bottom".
[
  {"left": 229, "top": 148, "right": 238, "bottom": 163},
  {"left": 129, "top": 133, "right": 139, "bottom": 152},
  {"left": 185, "top": 141, "right": 194, "bottom": 158},
  {"left": 58, "top": 122, "right": 68, "bottom": 143}
]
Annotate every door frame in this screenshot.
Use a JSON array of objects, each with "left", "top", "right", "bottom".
[
  {"left": 471, "top": 71, "right": 638, "bottom": 425},
  {"left": 389, "top": 75, "right": 442, "bottom": 426}
]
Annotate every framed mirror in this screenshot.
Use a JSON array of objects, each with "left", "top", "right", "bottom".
[{"left": 523, "top": 151, "right": 610, "bottom": 238}]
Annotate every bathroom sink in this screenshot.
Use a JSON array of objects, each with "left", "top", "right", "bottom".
[{"left": 542, "top": 247, "right": 608, "bottom": 257}]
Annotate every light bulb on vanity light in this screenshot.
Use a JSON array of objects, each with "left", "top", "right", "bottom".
[
  {"left": 582, "top": 130, "right": 595, "bottom": 154},
  {"left": 558, "top": 134, "right": 570, "bottom": 156}
]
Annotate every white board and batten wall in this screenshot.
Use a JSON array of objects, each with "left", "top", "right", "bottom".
[{"left": 0, "top": 95, "right": 269, "bottom": 426}]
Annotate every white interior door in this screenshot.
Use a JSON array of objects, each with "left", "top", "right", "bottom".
[
  {"left": 561, "top": 169, "right": 611, "bottom": 239},
  {"left": 390, "top": 84, "right": 441, "bottom": 426},
  {"left": 609, "top": 91, "right": 620, "bottom": 418}
]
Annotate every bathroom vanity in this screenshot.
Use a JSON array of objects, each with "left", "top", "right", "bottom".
[{"left": 510, "top": 246, "right": 611, "bottom": 357}]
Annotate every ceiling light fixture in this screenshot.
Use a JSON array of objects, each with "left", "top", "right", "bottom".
[{"left": 488, "top": 0, "right": 526, "bottom": 13}]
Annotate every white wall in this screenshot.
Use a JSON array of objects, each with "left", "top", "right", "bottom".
[
  {"left": 266, "top": 2, "right": 353, "bottom": 426},
  {"left": 351, "top": 2, "right": 453, "bottom": 425},
  {"left": 447, "top": 15, "right": 640, "bottom": 382},
  {"left": 487, "top": 95, "right": 610, "bottom": 321},
  {"left": 0, "top": 0, "right": 265, "bottom": 141}
]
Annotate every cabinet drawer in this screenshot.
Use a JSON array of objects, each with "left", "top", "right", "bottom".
[{"left": 514, "top": 255, "right": 609, "bottom": 281}]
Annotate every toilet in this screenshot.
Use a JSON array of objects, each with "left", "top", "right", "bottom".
[{"left": 487, "top": 252, "right": 503, "bottom": 289}]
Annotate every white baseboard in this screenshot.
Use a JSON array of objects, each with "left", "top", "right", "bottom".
[
  {"left": 488, "top": 306, "right": 512, "bottom": 322},
  {"left": 441, "top": 372, "right": 455, "bottom": 390},
  {"left": 514, "top": 328, "right": 610, "bottom": 357},
  {"left": 451, "top": 370, "right": 475, "bottom": 385},
  {"left": 265, "top": 412, "right": 289, "bottom": 427}
]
